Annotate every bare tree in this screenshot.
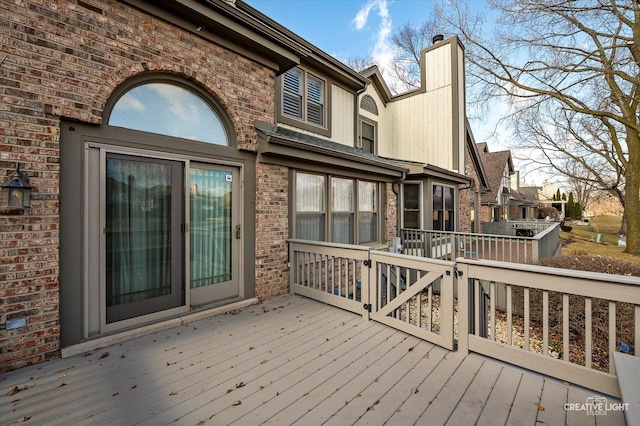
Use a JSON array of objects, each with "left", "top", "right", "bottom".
[{"left": 425, "top": 0, "right": 640, "bottom": 255}]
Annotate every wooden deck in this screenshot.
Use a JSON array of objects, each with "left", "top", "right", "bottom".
[{"left": 0, "top": 295, "right": 625, "bottom": 425}]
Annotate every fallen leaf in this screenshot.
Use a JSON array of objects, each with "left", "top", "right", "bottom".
[
  {"left": 120, "top": 354, "right": 126, "bottom": 359},
  {"left": 226, "top": 389, "right": 233, "bottom": 394},
  {"left": 17, "top": 417, "right": 31, "bottom": 423},
  {"left": 411, "top": 388, "right": 419, "bottom": 394},
  {"left": 232, "top": 400, "right": 242, "bottom": 406},
  {"left": 58, "top": 373, "right": 67, "bottom": 379},
  {"left": 113, "top": 392, "right": 119, "bottom": 397},
  {"left": 236, "top": 382, "right": 245, "bottom": 388},
  {"left": 99, "top": 352, "right": 109, "bottom": 359},
  {"left": 6, "top": 386, "right": 18, "bottom": 396}
]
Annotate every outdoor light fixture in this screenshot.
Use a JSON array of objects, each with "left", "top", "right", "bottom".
[{"left": 1, "top": 163, "right": 32, "bottom": 209}]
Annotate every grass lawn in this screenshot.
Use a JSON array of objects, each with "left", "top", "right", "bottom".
[{"left": 560, "top": 215, "right": 640, "bottom": 266}]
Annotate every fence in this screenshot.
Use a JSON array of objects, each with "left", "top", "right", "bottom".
[
  {"left": 288, "top": 239, "right": 640, "bottom": 397},
  {"left": 401, "top": 222, "right": 560, "bottom": 263}
]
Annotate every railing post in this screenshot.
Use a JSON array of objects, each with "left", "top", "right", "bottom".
[
  {"left": 362, "top": 248, "right": 372, "bottom": 322},
  {"left": 531, "top": 238, "right": 539, "bottom": 263},
  {"left": 289, "top": 241, "right": 295, "bottom": 295},
  {"left": 456, "top": 260, "right": 469, "bottom": 355}
]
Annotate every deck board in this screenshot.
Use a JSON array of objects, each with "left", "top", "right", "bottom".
[{"left": 0, "top": 295, "right": 624, "bottom": 426}]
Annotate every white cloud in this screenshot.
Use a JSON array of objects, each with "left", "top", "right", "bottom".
[{"left": 353, "top": 0, "right": 396, "bottom": 84}]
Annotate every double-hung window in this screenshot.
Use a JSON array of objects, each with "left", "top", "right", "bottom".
[
  {"left": 360, "top": 121, "right": 375, "bottom": 154},
  {"left": 295, "top": 172, "right": 379, "bottom": 244},
  {"left": 432, "top": 184, "right": 455, "bottom": 231},
  {"left": 282, "top": 67, "right": 325, "bottom": 127}
]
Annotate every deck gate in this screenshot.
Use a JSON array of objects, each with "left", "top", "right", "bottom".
[{"left": 289, "top": 240, "right": 456, "bottom": 351}]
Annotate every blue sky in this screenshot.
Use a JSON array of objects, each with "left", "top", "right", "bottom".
[
  {"left": 245, "top": 0, "right": 539, "bottom": 184},
  {"left": 246, "top": 0, "right": 436, "bottom": 65}
]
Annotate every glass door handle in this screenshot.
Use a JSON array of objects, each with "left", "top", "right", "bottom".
[{"left": 236, "top": 224, "right": 241, "bottom": 239}]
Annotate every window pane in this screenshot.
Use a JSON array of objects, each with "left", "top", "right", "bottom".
[
  {"left": 190, "top": 168, "right": 232, "bottom": 288},
  {"left": 296, "top": 212, "right": 326, "bottom": 241},
  {"left": 307, "top": 75, "right": 324, "bottom": 125},
  {"left": 359, "top": 212, "right": 377, "bottom": 243},
  {"left": 332, "top": 178, "right": 353, "bottom": 212},
  {"left": 332, "top": 178, "right": 354, "bottom": 243},
  {"left": 404, "top": 211, "right": 420, "bottom": 229},
  {"left": 307, "top": 101, "right": 324, "bottom": 125},
  {"left": 403, "top": 184, "right": 420, "bottom": 210},
  {"left": 283, "top": 69, "right": 303, "bottom": 119},
  {"left": 332, "top": 212, "right": 354, "bottom": 244},
  {"left": 297, "top": 173, "right": 325, "bottom": 212},
  {"left": 106, "top": 156, "right": 173, "bottom": 306},
  {"left": 109, "top": 83, "right": 228, "bottom": 145},
  {"left": 359, "top": 181, "right": 377, "bottom": 243},
  {"left": 307, "top": 75, "right": 324, "bottom": 102},
  {"left": 445, "top": 187, "right": 455, "bottom": 210},
  {"left": 432, "top": 185, "right": 443, "bottom": 209},
  {"left": 358, "top": 181, "right": 376, "bottom": 211},
  {"left": 361, "top": 122, "right": 375, "bottom": 153},
  {"left": 296, "top": 173, "right": 325, "bottom": 241},
  {"left": 403, "top": 183, "right": 421, "bottom": 229}
]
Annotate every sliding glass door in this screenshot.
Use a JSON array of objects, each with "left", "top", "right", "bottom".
[
  {"left": 105, "top": 153, "right": 184, "bottom": 323},
  {"left": 189, "top": 164, "right": 240, "bottom": 306}
]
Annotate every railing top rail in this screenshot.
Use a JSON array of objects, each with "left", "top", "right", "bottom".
[
  {"left": 401, "top": 228, "right": 535, "bottom": 241},
  {"left": 287, "top": 238, "right": 372, "bottom": 251},
  {"left": 401, "top": 222, "right": 559, "bottom": 240},
  {"left": 457, "top": 257, "right": 640, "bottom": 287},
  {"left": 372, "top": 247, "right": 455, "bottom": 267}
]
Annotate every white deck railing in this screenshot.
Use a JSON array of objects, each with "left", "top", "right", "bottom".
[
  {"left": 288, "top": 239, "right": 640, "bottom": 397},
  {"left": 456, "top": 258, "right": 640, "bottom": 397},
  {"left": 401, "top": 222, "right": 560, "bottom": 263}
]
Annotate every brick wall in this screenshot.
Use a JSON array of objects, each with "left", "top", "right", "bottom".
[
  {"left": 254, "top": 163, "right": 290, "bottom": 299},
  {"left": 384, "top": 183, "right": 398, "bottom": 244},
  {"left": 0, "top": 0, "right": 275, "bottom": 371}
]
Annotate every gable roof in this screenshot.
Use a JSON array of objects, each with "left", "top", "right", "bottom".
[{"left": 478, "top": 143, "right": 514, "bottom": 204}]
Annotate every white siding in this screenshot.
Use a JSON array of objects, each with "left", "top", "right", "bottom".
[
  {"left": 331, "top": 84, "right": 355, "bottom": 145},
  {"left": 280, "top": 84, "right": 355, "bottom": 146}
]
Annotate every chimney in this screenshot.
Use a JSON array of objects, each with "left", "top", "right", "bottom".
[{"left": 432, "top": 34, "right": 444, "bottom": 44}]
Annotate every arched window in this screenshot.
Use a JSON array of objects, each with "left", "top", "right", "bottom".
[
  {"left": 360, "top": 95, "right": 378, "bottom": 116},
  {"left": 108, "top": 80, "right": 229, "bottom": 145}
]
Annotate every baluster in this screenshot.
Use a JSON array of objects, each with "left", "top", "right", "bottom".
[
  {"left": 609, "top": 301, "right": 616, "bottom": 374},
  {"left": 524, "top": 287, "right": 530, "bottom": 351},
  {"left": 543, "top": 290, "right": 549, "bottom": 356},
  {"left": 585, "top": 297, "right": 592, "bottom": 368},
  {"left": 507, "top": 285, "right": 512, "bottom": 346},
  {"left": 563, "top": 294, "right": 569, "bottom": 362},
  {"left": 490, "top": 282, "right": 496, "bottom": 341}
]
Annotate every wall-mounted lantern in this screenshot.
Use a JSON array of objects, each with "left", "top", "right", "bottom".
[{"left": 1, "top": 163, "right": 32, "bottom": 209}]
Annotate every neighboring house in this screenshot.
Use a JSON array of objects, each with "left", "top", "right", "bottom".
[
  {"left": 0, "top": 0, "right": 475, "bottom": 371},
  {"left": 517, "top": 183, "right": 541, "bottom": 219},
  {"left": 510, "top": 172, "right": 540, "bottom": 220},
  {"left": 477, "top": 143, "right": 515, "bottom": 222},
  {"left": 477, "top": 143, "right": 539, "bottom": 223}
]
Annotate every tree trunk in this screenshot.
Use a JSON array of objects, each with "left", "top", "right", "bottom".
[
  {"left": 618, "top": 210, "right": 627, "bottom": 235},
  {"left": 624, "top": 163, "right": 640, "bottom": 255}
]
